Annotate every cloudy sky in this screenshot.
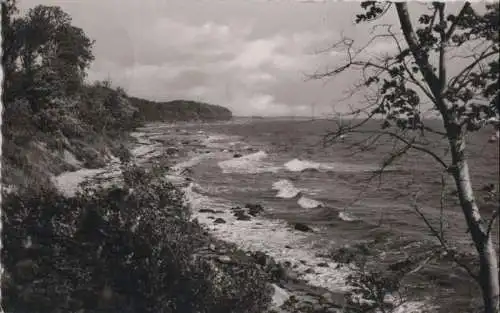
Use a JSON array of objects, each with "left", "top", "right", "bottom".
[{"left": 18, "top": 1, "right": 472, "bottom": 117}]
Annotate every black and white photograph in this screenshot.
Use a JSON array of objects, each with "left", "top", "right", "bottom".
[{"left": 1, "top": 1, "right": 499, "bottom": 312}]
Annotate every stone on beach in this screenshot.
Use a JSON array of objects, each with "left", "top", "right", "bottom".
[{"left": 292, "top": 223, "right": 314, "bottom": 232}]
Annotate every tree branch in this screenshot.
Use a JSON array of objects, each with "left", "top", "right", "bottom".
[
  {"left": 342, "top": 129, "right": 449, "bottom": 169},
  {"left": 395, "top": 3, "right": 442, "bottom": 99},
  {"left": 447, "top": 49, "right": 498, "bottom": 90},
  {"left": 486, "top": 207, "right": 499, "bottom": 239},
  {"left": 412, "top": 193, "right": 479, "bottom": 282},
  {"left": 445, "top": 2, "right": 472, "bottom": 42},
  {"left": 437, "top": 3, "right": 447, "bottom": 92}
]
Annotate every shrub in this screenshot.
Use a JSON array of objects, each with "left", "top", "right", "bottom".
[{"left": 2, "top": 164, "right": 271, "bottom": 313}]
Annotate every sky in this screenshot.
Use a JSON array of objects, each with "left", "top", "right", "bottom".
[{"left": 17, "top": 0, "right": 476, "bottom": 117}]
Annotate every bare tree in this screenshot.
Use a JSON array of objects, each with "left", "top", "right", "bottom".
[{"left": 313, "top": 2, "right": 499, "bottom": 312}]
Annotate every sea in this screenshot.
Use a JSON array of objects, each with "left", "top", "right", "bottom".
[{"left": 137, "top": 117, "right": 499, "bottom": 313}]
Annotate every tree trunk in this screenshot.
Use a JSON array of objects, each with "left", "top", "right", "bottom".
[{"left": 449, "top": 132, "right": 499, "bottom": 313}]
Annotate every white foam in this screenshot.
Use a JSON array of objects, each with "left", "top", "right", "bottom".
[
  {"left": 171, "top": 153, "right": 215, "bottom": 172},
  {"left": 164, "top": 174, "right": 188, "bottom": 186},
  {"left": 284, "top": 158, "right": 331, "bottom": 172},
  {"left": 217, "top": 151, "right": 280, "bottom": 174},
  {"left": 272, "top": 179, "right": 302, "bottom": 199},
  {"left": 182, "top": 183, "right": 353, "bottom": 292},
  {"left": 297, "top": 196, "right": 323, "bottom": 209},
  {"left": 284, "top": 158, "right": 389, "bottom": 173},
  {"left": 391, "top": 301, "right": 436, "bottom": 313},
  {"left": 338, "top": 211, "right": 357, "bottom": 222},
  {"left": 202, "top": 134, "right": 242, "bottom": 149},
  {"left": 131, "top": 144, "right": 161, "bottom": 158}
]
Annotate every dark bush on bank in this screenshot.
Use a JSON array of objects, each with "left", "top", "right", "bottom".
[{"left": 2, "top": 165, "right": 271, "bottom": 313}]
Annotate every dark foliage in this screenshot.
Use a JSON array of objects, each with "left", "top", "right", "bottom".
[
  {"left": 2, "top": 165, "right": 271, "bottom": 313},
  {"left": 129, "top": 97, "right": 233, "bottom": 122}
]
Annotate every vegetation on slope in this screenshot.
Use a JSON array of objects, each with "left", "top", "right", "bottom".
[
  {"left": 1, "top": 2, "right": 269, "bottom": 313},
  {"left": 2, "top": 164, "right": 272, "bottom": 313},
  {"left": 129, "top": 97, "right": 233, "bottom": 122},
  {"left": 1, "top": 1, "right": 232, "bottom": 191}
]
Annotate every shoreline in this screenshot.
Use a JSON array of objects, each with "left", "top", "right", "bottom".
[{"left": 52, "top": 122, "right": 433, "bottom": 313}]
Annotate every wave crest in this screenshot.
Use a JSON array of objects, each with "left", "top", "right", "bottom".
[
  {"left": 284, "top": 158, "right": 332, "bottom": 172},
  {"left": 297, "top": 196, "right": 323, "bottom": 209},
  {"left": 218, "top": 151, "right": 280, "bottom": 174},
  {"left": 272, "top": 179, "right": 302, "bottom": 199}
]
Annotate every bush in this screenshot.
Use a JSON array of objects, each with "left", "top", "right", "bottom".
[{"left": 2, "top": 164, "right": 271, "bottom": 313}]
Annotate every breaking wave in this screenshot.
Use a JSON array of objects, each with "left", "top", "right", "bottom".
[
  {"left": 297, "top": 196, "right": 323, "bottom": 209},
  {"left": 218, "top": 151, "right": 280, "bottom": 174},
  {"left": 272, "top": 179, "right": 302, "bottom": 199}
]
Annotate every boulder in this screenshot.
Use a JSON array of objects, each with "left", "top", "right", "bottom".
[
  {"left": 245, "top": 203, "right": 264, "bottom": 216},
  {"left": 214, "top": 218, "right": 226, "bottom": 224},
  {"left": 199, "top": 209, "right": 217, "bottom": 214},
  {"left": 165, "top": 147, "right": 178, "bottom": 155},
  {"left": 293, "top": 223, "right": 313, "bottom": 232},
  {"left": 233, "top": 153, "right": 243, "bottom": 158},
  {"left": 235, "top": 213, "right": 252, "bottom": 221},
  {"left": 233, "top": 208, "right": 252, "bottom": 221}
]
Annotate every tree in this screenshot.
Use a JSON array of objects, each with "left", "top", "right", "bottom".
[
  {"left": 11, "top": 5, "right": 94, "bottom": 111},
  {"left": 313, "top": 2, "right": 499, "bottom": 312},
  {"left": 2, "top": 0, "right": 23, "bottom": 102}
]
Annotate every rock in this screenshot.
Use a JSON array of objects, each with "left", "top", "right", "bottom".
[
  {"left": 300, "top": 260, "right": 307, "bottom": 265},
  {"left": 305, "top": 268, "right": 315, "bottom": 274},
  {"left": 234, "top": 210, "right": 252, "bottom": 221},
  {"left": 317, "top": 262, "right": 329, "bottom": 267},
  {"left": 207, "top": 216, "right": 215, "bottom": 219},
  {"left": 236, "top": 214, "right": 252, "bottom": 221},
  {"left": 245, "top": 203, "right": 264, "bottom": 216},
  {"left": 165, "top": 147, "right": 178, "bottom": 155},
  {"left": 209, "top": 244, "right": 217, "bottom": 251},
  {"left": 199, "top": 208, "right": 217, "bottom": 214},
  {"left": 285, "top": 245, "right": 292, "bottom": 249},
  {"left": 293, "top": 223, "right": 313, "bottom": 232},
  {"left": 181, "top": 140, "right": 190, "bottom": 145},
  {"left": 214, "top": 218, "right": 226, "bottom": 224},
  {"left": 233, "top": 153, "right": 242, "bottom": 158},
  {"left": 301, "top": 168, "right": 320, "bottom": 173}
]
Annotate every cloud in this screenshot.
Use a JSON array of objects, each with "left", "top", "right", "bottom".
[
  {"left": 81, "top": 13, "right": 341, "bottom": 116},
  {"left": 19, "top": 0, "right": 393, "bottom": 116}
]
